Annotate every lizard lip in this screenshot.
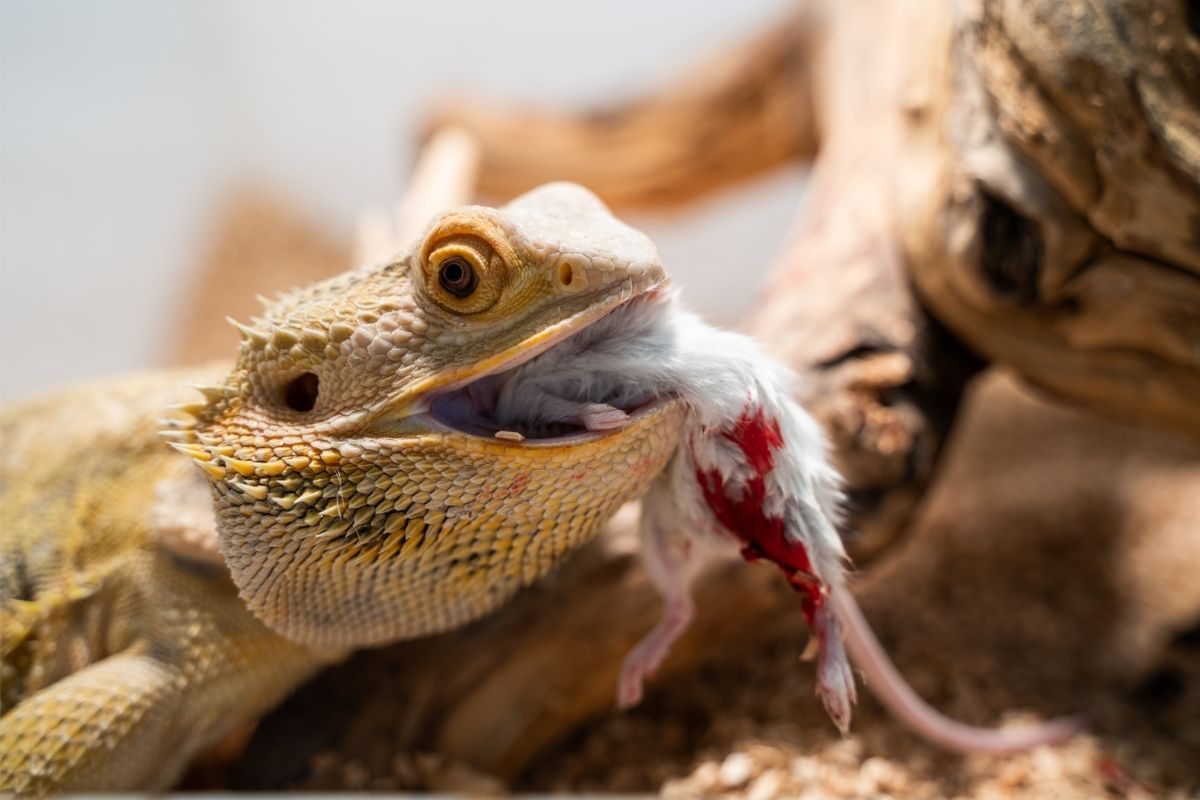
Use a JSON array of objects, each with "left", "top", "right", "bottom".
[{"left": 415, "top": 288, "right": 669, "bottom": 446}]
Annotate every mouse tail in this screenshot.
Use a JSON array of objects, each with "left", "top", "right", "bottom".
[{"left": 828, "top": 583, "right": 1085, "bottom": 753}]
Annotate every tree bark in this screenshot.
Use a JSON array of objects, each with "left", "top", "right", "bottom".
[{"left": 901, "top": 0, "right": 1200, "bottom": 440}]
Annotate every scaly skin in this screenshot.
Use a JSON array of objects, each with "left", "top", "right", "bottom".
[
  {"left": 0, "top": 371, "right": 325, "bottom": 793},
  {"left": 0, "top": 184, "right": 684, "bottom": 792}
]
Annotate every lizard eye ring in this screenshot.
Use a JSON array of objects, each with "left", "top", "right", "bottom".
[
  {"left": 438, "top": 256, "right": 477, "bottom": 298},
  {"left": 422, "top": 234, "right": 505, "bottom": 315}
]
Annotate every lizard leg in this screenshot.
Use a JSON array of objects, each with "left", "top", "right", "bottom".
[
  {"left": 0, "top": 649, "right": 190, "bottom": 793},
  {"left": 152, "top": 467, "right": 224, "bottom": 567},
  {"left": 0, "top": 548, "right": 327, "bottom": 794},
  {"left": 617, "top": 496, "right": 700, "bottom": 708}
]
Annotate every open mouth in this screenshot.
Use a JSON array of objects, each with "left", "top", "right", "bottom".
[{"left": 420, "top": 290, "right": 670, "bottom": 446}]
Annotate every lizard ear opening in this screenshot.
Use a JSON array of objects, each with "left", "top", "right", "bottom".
[{"left": 284, "top": 372, "right": 319, "bottom": 412}]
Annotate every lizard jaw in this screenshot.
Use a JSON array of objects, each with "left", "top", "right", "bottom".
[{"left": 411, "top": 288, "right": 672, "bottom": 446}]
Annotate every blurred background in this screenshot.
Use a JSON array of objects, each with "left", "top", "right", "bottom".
[{"left": 1, "top": 0, "right": 803, "bottom": 401}]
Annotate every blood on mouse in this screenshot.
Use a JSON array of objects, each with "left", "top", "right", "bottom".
[
  {"left": 492, "top": 287, "right": 1082, "bottom": 752},
  {"left": 693, "top": 404, "right": 821, "bottom": 623}
]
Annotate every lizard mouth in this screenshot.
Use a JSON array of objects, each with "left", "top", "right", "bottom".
[{"left": 418, "top": 289, "right": 670, "bottom": 446}]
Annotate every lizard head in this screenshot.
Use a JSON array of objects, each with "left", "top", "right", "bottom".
[{"left": 173, "top": 183, "right": 684, "bottom": 648}]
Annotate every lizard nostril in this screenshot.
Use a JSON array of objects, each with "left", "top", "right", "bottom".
[
  {"left": 557, "top": 261, "right": 574, "bottom": 288},
  {"left": 284, "top": 372, "right": 319, "bottom": 412}
]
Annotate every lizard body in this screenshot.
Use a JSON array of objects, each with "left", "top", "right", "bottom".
[
  {"left": 1, "top": 183, "right": 1075, "bottom": 792},
  {"left": 0, "top": 371, "right": 327, "bottom": 792},
  {"left": 0, "top": 184, "right": 683, "bottom": 792}
]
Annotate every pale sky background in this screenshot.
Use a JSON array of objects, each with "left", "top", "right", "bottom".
[{"left": 1, "top": 0, "right": 805, "bottom": 401}]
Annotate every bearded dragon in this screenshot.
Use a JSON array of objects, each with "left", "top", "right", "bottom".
[{"left": 1, "top": 183, "right": 1074, "bottom": 794}]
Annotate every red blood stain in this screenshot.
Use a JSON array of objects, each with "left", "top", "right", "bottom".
[
  {"left": 509, "top": 474, "right": 531, "bottom": 494},
  {"left": 694, "top": 404, "right": 822, "bottom": 624},
  {"left": 731, "top": 404, "right": 782, "bottom": 474}
]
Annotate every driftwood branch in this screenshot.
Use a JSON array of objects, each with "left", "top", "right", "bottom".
[
  {"left": 356, "top": 127, "right": 482, "bottom": 265},
  {"left": 182, "top": 0, "right": 1200, "bottom": 786},
  {"left": 900, "top": 0, "right": 1200, "bottom": 440},
  {"left": 427, "top": 8, "right": 818, "bottom": 210},
  {"left": 170, "top": 194, "right": 347, "bottom": 366}
]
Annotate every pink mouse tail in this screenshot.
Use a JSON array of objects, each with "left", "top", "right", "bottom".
[{"left": 829, "top": 583, "right": 1084, "bottom": 753}]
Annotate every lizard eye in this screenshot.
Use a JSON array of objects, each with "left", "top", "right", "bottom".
[
  {"left": 438, "top": 256, "right": 477, "bottom": 298},
  {"left": 421, "top": 235, "right": 505, "bottom": 315},
  {"left": 284, "top": 372, "right": 319, "bottom": 412}
]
